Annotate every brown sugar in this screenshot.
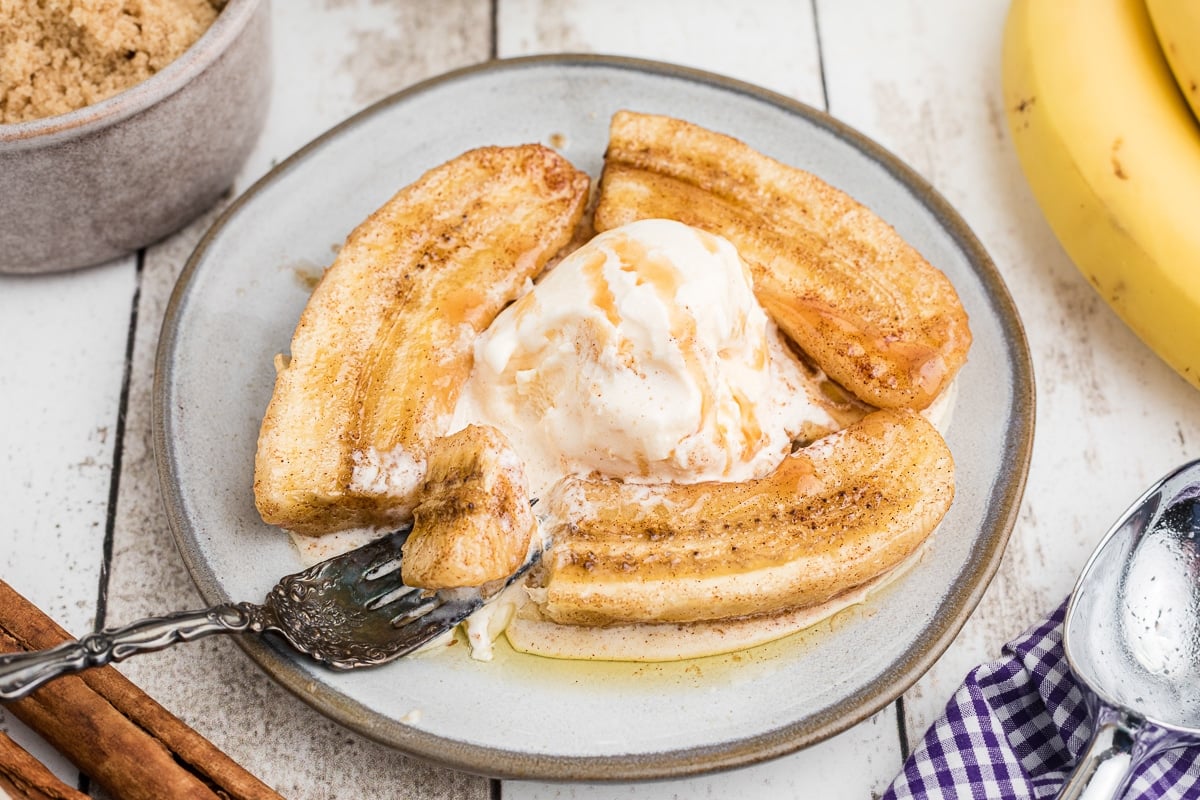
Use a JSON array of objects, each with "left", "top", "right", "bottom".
[{"left": 0, "top": 0, "right": 227, "bottom": 125}]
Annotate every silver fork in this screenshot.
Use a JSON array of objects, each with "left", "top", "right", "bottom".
[{"left": 0, "top": 525, "right": 539, "bottom": 701}]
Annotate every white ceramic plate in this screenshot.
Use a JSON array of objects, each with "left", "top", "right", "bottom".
[{"left": 155, "top": 55, "right": 1034, "bottom": 781}]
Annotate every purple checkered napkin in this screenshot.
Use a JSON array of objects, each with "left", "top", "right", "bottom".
[{"left": 883, "top": 603, "right": 1200, "bottom": 799}]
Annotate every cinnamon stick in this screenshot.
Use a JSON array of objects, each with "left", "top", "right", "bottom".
[
  {"left": 0, "top": 731, "right": 88, "bottom": 800},
  {"left": 0, "top": 580, "right": 283, "bottom": 800}
]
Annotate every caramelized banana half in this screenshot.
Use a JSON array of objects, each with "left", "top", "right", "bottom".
[
  {"left": 536, "top": 408, "right": 954, "bottom": 625},
  {"left": 595, "top": 111, "right": 971, "bottom": 410},
  {"left": 255, "top": 145, "right": 589, "bottom": 535},
  {"left": 402, "top": 425, "right": 538, "bottom": 589}
]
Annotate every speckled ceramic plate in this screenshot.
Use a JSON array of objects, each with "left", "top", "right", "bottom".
[{"left": 155, "top": 55, "right": 1034, "bottom": 781}]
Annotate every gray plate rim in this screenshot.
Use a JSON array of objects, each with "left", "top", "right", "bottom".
[{"left": 154, "top": 53, "right": 1035, "bottom": 781}]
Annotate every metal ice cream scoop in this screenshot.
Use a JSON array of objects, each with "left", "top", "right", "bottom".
[{"left": 1056, "top": 458, "right": 1200, "bottom": 800}]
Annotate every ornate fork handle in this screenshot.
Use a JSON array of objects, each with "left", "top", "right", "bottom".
[{"left": 0, "top": 604, "right": 257, "bottom": 701}]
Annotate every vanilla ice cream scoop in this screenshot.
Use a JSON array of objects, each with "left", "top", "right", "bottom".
[{"left": 454, "top": 218, "right": 832, "bottom": 493}]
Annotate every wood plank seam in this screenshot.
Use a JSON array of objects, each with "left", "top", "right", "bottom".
[
  {"left": 94, "top": 250, "right": 146, "bottom": 633},
  {"left": 895, "top": 695, "right": 911, "bottom": 761},
  {"left": 810, "top": 0, "right": 830, "bottom": 112},
  {"left": 78, "top": 248, "right": 145, "bottom": 794},
  {"left": 489, "top": 0, "right": 499, "bottom": 61}
]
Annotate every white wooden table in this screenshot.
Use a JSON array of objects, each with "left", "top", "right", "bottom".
[{"left": 3, "top": 2, "right": 1199, "bottom": 797}]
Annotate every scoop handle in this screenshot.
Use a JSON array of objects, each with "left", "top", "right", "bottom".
[
  {"left": 1056, "top": 712, "right": 1135, "bottom": 800},
  {"left": 1054, "top": 701, "right": 1183, "bottom": 800}
]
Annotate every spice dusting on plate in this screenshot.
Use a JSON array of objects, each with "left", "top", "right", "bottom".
[{"left": 0, "top": 0, "right": 227, "bottom": 124}]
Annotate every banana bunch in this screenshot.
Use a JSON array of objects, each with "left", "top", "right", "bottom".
[
  {"left": 1002, "top": 0, "right": 1200, "bottom": 391},
  {"left": 1146, "top": 0, "right": 1200, "bottom": 123}
]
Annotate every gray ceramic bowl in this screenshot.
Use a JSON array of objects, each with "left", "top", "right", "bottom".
[{"left": 0, "top": 0, "right": 271, "bottom": 274}]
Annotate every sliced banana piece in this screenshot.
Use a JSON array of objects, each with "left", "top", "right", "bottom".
[
  {"left": 506, "top": 540, "right": 928, "bottom": 662},
  {"left": 255, "top": 145, "right": 589, "bottom": 535},
  {"left": 402, "top": 425, "right": 538, "bottom": 590},
  {"left": 536, "top": 408, "right": 954, "bottom": 626},
  {"left": 595, "top": 111, "right": 971, "bottom": 410}
]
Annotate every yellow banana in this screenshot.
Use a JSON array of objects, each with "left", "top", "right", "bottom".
[
  {"left": 1145, "top": 0, "right": 1200, "bottom": 124},
  {"left": 1002, "top": 0, "right": 1200, "bottom": 391}
]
